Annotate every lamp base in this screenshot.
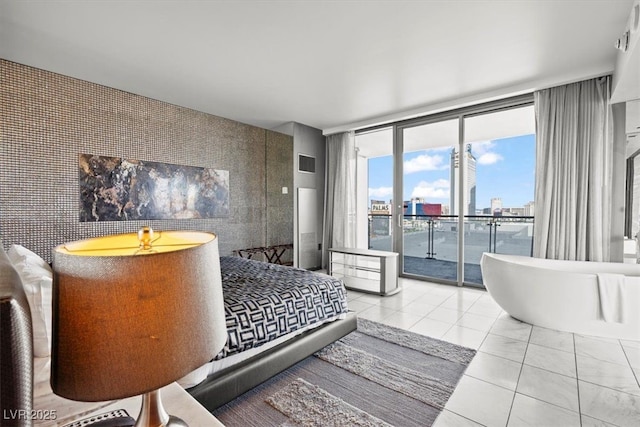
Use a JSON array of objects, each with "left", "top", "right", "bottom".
[
  {"left": 134, "top": 390, "right": 187, "bottom": 427},
  {"left": 163, "top": 417, "right": 187, "bottom": 427}
]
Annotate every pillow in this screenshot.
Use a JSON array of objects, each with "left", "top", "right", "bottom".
[{"left": 7, "top": 244, "right": 53, "bottom": 358}]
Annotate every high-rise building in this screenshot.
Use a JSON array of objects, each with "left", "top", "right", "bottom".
[
  {"left": 523, "top": 201, "right": 534, "bottom": 216},
  {"left": 491, "top": 197, "right": 502, "bottom": 214},
  {"left": 404, "top": 200, "right": 442, "bottom": 216},
  {"left": 450, "top": 145, "right": 476, "bottom": 216}
]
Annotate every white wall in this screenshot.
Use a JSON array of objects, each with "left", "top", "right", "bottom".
[
  {"left": 612, "top": 103, "right": 628, "bottom": 262},
  {"left": 273, "top": 121, "right": 326, "bottom": 269}
]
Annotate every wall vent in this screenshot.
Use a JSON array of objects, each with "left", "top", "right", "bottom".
[{"left": 298, "top": 154, "right": 316, "bottom": 173}]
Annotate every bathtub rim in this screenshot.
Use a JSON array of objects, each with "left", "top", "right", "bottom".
[
  {"left": 481, "top": 252, "right": 640, "bottom": 277},
  {"left": 480, "top": 252, "right": 640, "bottom": 341}
]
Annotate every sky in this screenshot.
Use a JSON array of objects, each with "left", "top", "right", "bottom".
[{"left": 368, "top": 134, "right": 536, "bottom": 210}]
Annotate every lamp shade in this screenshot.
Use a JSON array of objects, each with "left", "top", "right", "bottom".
[{"left": 51, "top": 230, "right": 226, "bottom": 402}]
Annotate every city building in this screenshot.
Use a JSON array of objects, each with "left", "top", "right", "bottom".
[
  {"left": 524, "top": 201, "right": 535, "bottom": 216},
  {"left": 490, "top": 197, "right": 502, "bottom": 214},
  {"left": 450, "top": 145, "right": 476, "bottom": 216},
  {"left": 404, "top": 199, "right": 442, "bottom": 216}
]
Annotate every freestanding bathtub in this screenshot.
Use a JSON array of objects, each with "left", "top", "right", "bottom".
[{"left": 480, "top": 253, "right": 640, "bottom": 341}]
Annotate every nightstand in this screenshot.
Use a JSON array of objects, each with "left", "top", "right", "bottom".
[
  {"left": 74, "top": 382, "right": 225, "bottom": 426},
  {"left": 32, "top": 358, "right": 224, "bottom": 426}
]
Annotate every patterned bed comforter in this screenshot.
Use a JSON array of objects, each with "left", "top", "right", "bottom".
[{"left": 216, "top": 256, "right": 349, "bottom": 360}]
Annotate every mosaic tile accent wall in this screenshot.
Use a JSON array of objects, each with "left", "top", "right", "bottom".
[
  {"left": 0, "top": 59, "right": 293, "bottom": 262},
  {"left": 266, "top": 130, "right": 294, "bottom": 264}
]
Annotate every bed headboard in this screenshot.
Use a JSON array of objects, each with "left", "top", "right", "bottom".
[{"left": 0, "top": 243, "right": 33, "bottom": 427}]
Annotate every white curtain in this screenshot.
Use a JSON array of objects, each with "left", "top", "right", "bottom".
[
  {"left": 322, "top": 131, "right": 357, "bottom": 267},
  {"left": 533, "top": 76, "right": 613, "bottom": 261}
]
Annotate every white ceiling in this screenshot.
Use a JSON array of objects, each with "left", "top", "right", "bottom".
[{"left": 0, "top": 1, "right": 634, "bottom": 134}]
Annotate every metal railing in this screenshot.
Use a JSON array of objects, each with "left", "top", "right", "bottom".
[{"left": 368, "top": 213, "right": 534, "bottom": 286}]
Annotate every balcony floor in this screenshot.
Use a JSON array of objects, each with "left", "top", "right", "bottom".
[{"left": 403, "top": 256, "right": 484, "bottom": 287}]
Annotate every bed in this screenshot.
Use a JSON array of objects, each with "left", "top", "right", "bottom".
[
  {"left": 186, "top": 256, "right": 357, "bottom": 411},
  {"left": 0, "top": 242, "right": 356, "bottom": 418}
]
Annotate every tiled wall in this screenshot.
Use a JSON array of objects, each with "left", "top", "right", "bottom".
[
  {"left": 266, "top": 131, "right": 294, "bottom": 265},
  {"left": 0, "top": 59, "right": 293, "bottom": 262}
]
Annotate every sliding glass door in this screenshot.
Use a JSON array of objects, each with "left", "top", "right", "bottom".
[
  {"left": 399, "top": 119, "right": 459, "bottom": 282},
  {"left": 354, "top": 96, "right": 535, "bottom": 288},
  {"left": 462, "top": 106, "right": 536, "bottom": 287},
  {"left": 355, "top": 127, "right": 393, "bottom": 251}
]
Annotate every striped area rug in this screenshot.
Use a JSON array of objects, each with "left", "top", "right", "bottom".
[{"left": 213, "top": 318, "right": 476, "bottom": 427}]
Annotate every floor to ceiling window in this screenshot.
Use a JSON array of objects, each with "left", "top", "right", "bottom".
[
  {"left": 401, "top": 119, "right": 459, "bottom": 282},
  {"left": 355, "top": 127, "right": 393, "bottom": 251},
  {"left": 462, "top": 106, "right": 535, "bottom": 287},
  {"left": 354, "top": 96, "right": 536, "bottom": 288},
  {"left": 625, "top": 149, "right": 640, "bottom": 240}
]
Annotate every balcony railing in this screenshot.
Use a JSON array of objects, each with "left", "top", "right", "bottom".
[{"left": 368, "top": 214, "right": 534, "bottom": 288}]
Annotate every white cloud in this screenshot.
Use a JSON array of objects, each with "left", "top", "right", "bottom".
[
  {"left": 410, "top": 179, "right": 450, "bottom": 199},
  {"left": 404, "top": 154, "right": 447, "bottom": 174},
  {"left": 471, "top": 140, "right": 495, "bottom": 155},
  {"left": 477, "top": 152, "right": 504, "bottom": 165},
  {"left": 369, "top": 186, "right": 393, "bottom": 198},
  {"left": 471, "top": 141, "right": 503, "bottom": 165}
]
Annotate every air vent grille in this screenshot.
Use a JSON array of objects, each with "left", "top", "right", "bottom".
[{"left": 298, "top": 154, "right": 316, "bottom": 173}]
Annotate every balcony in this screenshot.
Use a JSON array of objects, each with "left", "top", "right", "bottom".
[{"left": 368, "top": 214, "right": 534, "bottom": 288}]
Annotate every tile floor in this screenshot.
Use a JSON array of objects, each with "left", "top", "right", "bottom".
[{"left": 346, "top": 277, "right": 640, "bottom": 427}]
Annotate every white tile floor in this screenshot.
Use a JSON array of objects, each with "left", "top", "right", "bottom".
[{"left": 346, "top": 277, "right": 640, "bottom": 427}]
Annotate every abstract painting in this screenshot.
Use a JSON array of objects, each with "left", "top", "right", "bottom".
[{"left": 79, "top": 154, "right": 229, "bottom": 221}]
